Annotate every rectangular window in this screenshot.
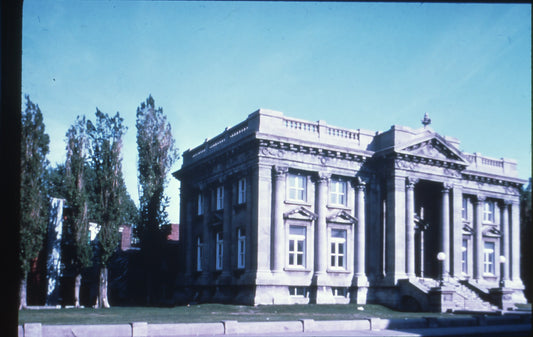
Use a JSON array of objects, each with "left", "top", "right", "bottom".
[
  {"left": 289, "top": 286, "right": 308, "bottom": 297},
  {"left": 483, "top": 241, "right": 495, "bottom": 275},
  {"left": 197, "top": 193, "right": 203, "bottom": 215},
  {"left": 238, "top": 178, "right": 246, "bottom": 204},
  {"left": 237, "top": 228, "right": 245, "bottom": 269},
  {"left": 461, "top": 238, "right": 468, "bottom": 274},
  {"left": 288, "top": 226, "right": 306, "bottom": 267},
  {"left": 288, "top": 174, "right": 307, "bottom": 202},
  {"left": 216, "top": 232, "right": 223, "bottom": 270},
  {"left": 332, "top": 287, "right": 348, "bottom": 297},
  {"left": 216, "top": 186, "right": 224, "bottom": 210},
  {"left": 329, "top": 179, "right": 347, "bottom": 206},
  {"left": 330, "top": 229, "right": 347, "bottom": 269},
  {"left": 483, "top": 201, "right": 495, "bottom": 223},
  {"left": 462, "top": 197, "right": 468, "bottom": 220},
  {"left": 196, "top": 237, "right": 204, "bottom": 272}
]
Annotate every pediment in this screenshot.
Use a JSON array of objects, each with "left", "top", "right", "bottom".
[
  {"left": 284, "top": 206, "right": 318, "bottom": 221},
  {"left": 327, "top": 210, "right": 358, "bottom": 224},
  {"left": 397, "top": 135, "right": 469, "bottom": 166}
]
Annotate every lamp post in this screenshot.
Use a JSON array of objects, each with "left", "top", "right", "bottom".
[
  {"left": 499, "top": 255, "right": 506, "bottom": 288},
  {"left": 437, "top": 252, "right": 446, "bottom": 286}
]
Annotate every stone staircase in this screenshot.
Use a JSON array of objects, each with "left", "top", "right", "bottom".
[{"left": 405, "top": 278, "right": 495, "bottom": 312}]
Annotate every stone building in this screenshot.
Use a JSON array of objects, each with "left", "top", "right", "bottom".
[{"left": 173, "top": 109, "right": 527, "bottom": 311}]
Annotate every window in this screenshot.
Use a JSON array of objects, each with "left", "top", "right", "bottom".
[
  {"left": 288, "top": 226, "right": 306, "bottom": 267},
  {"left": 216, "top": 232, "right": 223, "bottom": 270},
  {"left": 238, "top": 178, "right": 246, "bottom": 204},
  {"left": 329, "top": 179, "right": 347, "bottom": 206},
  {"left": 237, "top": 228, "right": 245, "bottom": 269},
  {"left": 462, "top": 197, "right": 468, "bottom": 220},
  {"left": 483, "top": 201, "right": 495, "bottom": 223},
  {"left": 196, "top": 237, "right": 204, "bottom": 272},
  {"left": 216, "top": 186, "right": 224, "bottom": 210},
  {"left": 332, "top": 287, "right": 348, "bottom": 297},
  {"left": 197, "top": 193, "right": 203, "bottom": 215},
  {"left": 461, "top": 238, "right": 468, "bottom": 274},
  {"left": 289, "top": 286, "right": 308, "bottom": 297},
  {"left": 483, "top": 241, "right": 495, "bottom": 275},
  {"left": 330, "top": 229, "right": 347, "bottom": 269},
  {"left": 288, "top": 174, "right": 307, "bottom": 202}
]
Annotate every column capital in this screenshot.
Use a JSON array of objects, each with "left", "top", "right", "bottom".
[
  {"left": 315, "top": 171, "right": 331, "bottom": 183},
  {"left": 406, "top": 177, "right": 419, "bottom": 189},
  {"left": 499, "top": 199, "right": 513, "bottom": 207},
  {"left": 442, "top": 182, "right": 453, "bottom": 192},
  {"left": 355, "top": 176, "right": 367, "bottom": 191},
  {"left": 475, "top": 195, "right": 486, "bottom": 203},
  {"left": 272, "top": 165, "right": 288, "bottom": 178}
]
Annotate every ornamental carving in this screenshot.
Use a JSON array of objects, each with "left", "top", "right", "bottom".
[{"left": 395, "top": 159, "right": 420, "bottom": 171}]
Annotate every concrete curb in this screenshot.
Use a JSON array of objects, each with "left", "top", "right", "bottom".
[{"left": 19, "top": 313, "right": 531, "bottom": 337}]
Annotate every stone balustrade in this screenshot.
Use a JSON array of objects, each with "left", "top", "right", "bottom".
[{"left": 463, "top": 152, "right": 517, "bottom": 177}]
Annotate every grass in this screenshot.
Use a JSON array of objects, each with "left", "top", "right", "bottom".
[{"left": 19, "top": 303, "right": 472, "bottom": 325}]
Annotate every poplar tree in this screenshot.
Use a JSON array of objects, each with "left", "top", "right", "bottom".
[
  {"left": 87, "top": 109, "right": 126, "bottom": 308},
  {"left": 19, "top": 96, "right": 50, "bottom": 309},
  {"left": 136, "top": 95, "right": 178, "bottom": 304},
  {"left": 64, "top": 116, "right": 93, "bottom": 307}
]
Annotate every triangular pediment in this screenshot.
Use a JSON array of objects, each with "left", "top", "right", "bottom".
[
  {"left": 397, "top": 135, "right": 469, "bottom": 166},
  {"left": 327, "top": 210, "right": 358, "bottom": 224},
  {"left": 284, "top": 206, "right": 318, "bottom": 221}
]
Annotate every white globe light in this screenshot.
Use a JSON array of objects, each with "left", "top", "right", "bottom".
[{"left": 437, "top": 252, "right": 446, "bottom": 261}]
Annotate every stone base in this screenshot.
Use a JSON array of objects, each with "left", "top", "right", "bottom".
[
  {"left": 489, "top": 287, "right": 516, "bottom": 311},
  {"left": 312, "top": 285, "right": 335, "bottom": 304},
  {"left": 253, "top": 285, "right": 291, "bottom": 305},
  {"left": 428, "top": 286, "right": 455, "bottom": 313},
  {"left": 351, "top": 275, "right": 369, "bottom": 304}
]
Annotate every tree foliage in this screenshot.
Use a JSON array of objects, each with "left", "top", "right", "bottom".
[
  {"left": 64, "top": 116, "right": 93, "bottom": 272},
  {"left": 20, "top": 95, "right": 50, "bottom": 277},
  {"left": 136, "top": 95, "right": 178, "bottom": 246}
]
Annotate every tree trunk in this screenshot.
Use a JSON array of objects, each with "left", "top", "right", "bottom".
[
  {"left": 74, "top": 273, "right": 82, "bottom": 308},
  {"left": 19, "top": 276, "right": 27, "bottom": 310},
  {"left": 96, "top": 267, "right": 110, "bottom": 308}
]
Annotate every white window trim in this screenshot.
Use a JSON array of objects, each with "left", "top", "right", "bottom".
[
  {"left": 237, "top": 228, "right": 245, "bottom": 269},
  {"left": 329, "top": 229, "right": 347, "bottom": 270},
  {"left": 216, "top": 186, "right": 224, "bottom": 210},
  {"left": 461, "top": 238, "right": 468, "bottom": 275},
  {"left": 483, "top": 200, "right": 495, "bottom": 223},
  {"left": 238, "top": 178, "right": 246, "bottom": 204},
  {"left": 329, "top": 179, "right": 347, "bottom": 206},
  {"left": 483, "top": 241, "right": 495, "bottom": 276},
  {"left": 287, "top": 173, "right": 307, "bottom": 202},
  {"left": 288, "top": 225, "right": 306, "bottom": 268},
  {"left": 216, "top": 232, "right": 223, "bottom": 270}
]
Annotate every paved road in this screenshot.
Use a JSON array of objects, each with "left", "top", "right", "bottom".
[{"left": 193, "top": 323, "right": 532, "bottom": 337}]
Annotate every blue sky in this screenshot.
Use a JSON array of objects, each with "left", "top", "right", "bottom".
[{"left": 22, "top": 1, "right": 531, "bottom": 224}]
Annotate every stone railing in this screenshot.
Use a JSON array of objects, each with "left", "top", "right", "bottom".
[{"left": 463, "top": 152, "right": 517, "bottom": 177}]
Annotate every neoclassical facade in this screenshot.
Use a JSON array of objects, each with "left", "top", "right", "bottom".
[{"left": 173, "top": 109, "right": 527, "bottom": 311}]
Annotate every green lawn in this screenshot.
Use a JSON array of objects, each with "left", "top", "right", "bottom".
[{"left": 19, "top": 304, "right": 471, "bottom": 325}]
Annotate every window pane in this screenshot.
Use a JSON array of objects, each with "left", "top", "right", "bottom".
[{"left": 290, "top": 226, "right": 306, "bottom": 236}]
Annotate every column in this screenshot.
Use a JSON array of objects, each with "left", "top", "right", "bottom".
[
  {"left": 221, "top": 179, "right": 232, "bottom": 279},
  {"left": 355, "top": 181, "right": 366, "bottom": 277},
  {"left": 315, "top": 172, "right": 329, "bottom": 275},
  {"left": 441, "top": 184, "right": 451, "bottom": 277},
  {"left": 272, "top": 166, "right": 287, "bottom": 273},
  {"left": 510, "top": 200, "right": 520, "bottom": 283},
  {"left": 473, "top": 195, "right": 485, "bottom": 281},
  {"left": 451, "top": 185, "right": 463, "bottom": 278},
  {"left": 500, "top": 201, "right": 510, "bottom": 283},
  {"left": 405, "top": 177, "right": 417, "bottom": 278}
]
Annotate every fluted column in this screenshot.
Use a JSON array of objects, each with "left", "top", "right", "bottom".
[
  {"left": 272, "top": 166, "right": 288, "bottom": 273},
  {"left": 473, "top": 195, "right": 485, "bottom": 281},
  {"left": 500, "top": 200, "right": 510, "bottom": 283},
  {"left": 315, "top": 172, "right": 330, "bottom": 275},
  {"left": 441, "top": 184, "right": 451, "bottom": 277},
  {"left": 355, "top": 181, "right": 366, "bottom": 277},
  {"left": 405, "top": 177, "right": 417, "bottom": 278},
  {"left": 510, "top": 200, "right": 520, "bottom": 282}
]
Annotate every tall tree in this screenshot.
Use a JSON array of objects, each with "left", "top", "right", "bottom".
[
  {"left": 64, "top": 116, "right": 93, "bottom": 307},
  {"left": 87, "top": 109, "right": 127, "bottom": 308},
  {"left": 136, "top": 95, "right": 178, "bottom": 304},
  {"left": 19, "top": 96, "right": 50, "bottom": 309}
]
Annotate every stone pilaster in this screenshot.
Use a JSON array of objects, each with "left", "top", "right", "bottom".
[
  {"left": 441, "top": 183, "right": 451, "bottom": 277},
  {"left": 352, "top": 179, "right": 368, "bottom": 304},
  {"left": 451, "top": 185, "right": 463, "bottom": 278},
  {"left": 272, "top": 166, "right": 287, "bottom": 274},
  {"left": 473, "top": 195, "right": 485, "bottom": 281},
  {"left": 500, "top": 200, "right": 511, "bottom": 285},
  {"left": 510, "top": 200, "right": 521, "bottom": 283},
  {"left": 384, "top": 175, "right": 407, "bottom": 284},
  {"left": 405, "top": 177, "right": 417, "bottom": 278}
]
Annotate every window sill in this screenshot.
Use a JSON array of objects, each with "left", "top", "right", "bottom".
[
  {"left": 284, "top": 267, "right": 312, "bottom": 272},
  {"left": 327, "top": 268, "right": 351, "bottom": 274},
  {"left": 285, "top": 200, "right": 312, "bottom": 207},
  {"left": 327, "top": 205, "right": 351, "bottom": 211}
]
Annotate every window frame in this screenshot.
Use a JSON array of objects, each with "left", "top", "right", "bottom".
[
  {"left": 287, "top": 225, "right": 307, "bottom": 268},
  {"left": 483, "top": 241, "right": 495, "bottom": 276},
  {"left": 196, "top": 236, "right": 204, "bottom": 272},
  {"left": 197, "top": 192, "right": 203, "bottom": 215},
  {"left": 237, "top": 228, "right": 245, "bottom": 269},
  {"left": 483, "top": 200, "right": 495, "bottom": 223},
  {"left": 237, "top": 178, "right": 246, "bottom": 205},
  {"left": 215, "top": 232, "right": 223, "bottom": 271},
  {"left": 216, "top": 186, "right": 224, "bottom": 210},
  {"left": 329, "top": 228, "right": 347, "bottom": 270},
  {"left": 287, "top": 173, "right": 307, "bottom": 202},
  {"left": 329, "top": 178, "right": 347, "bottom": 206}
]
